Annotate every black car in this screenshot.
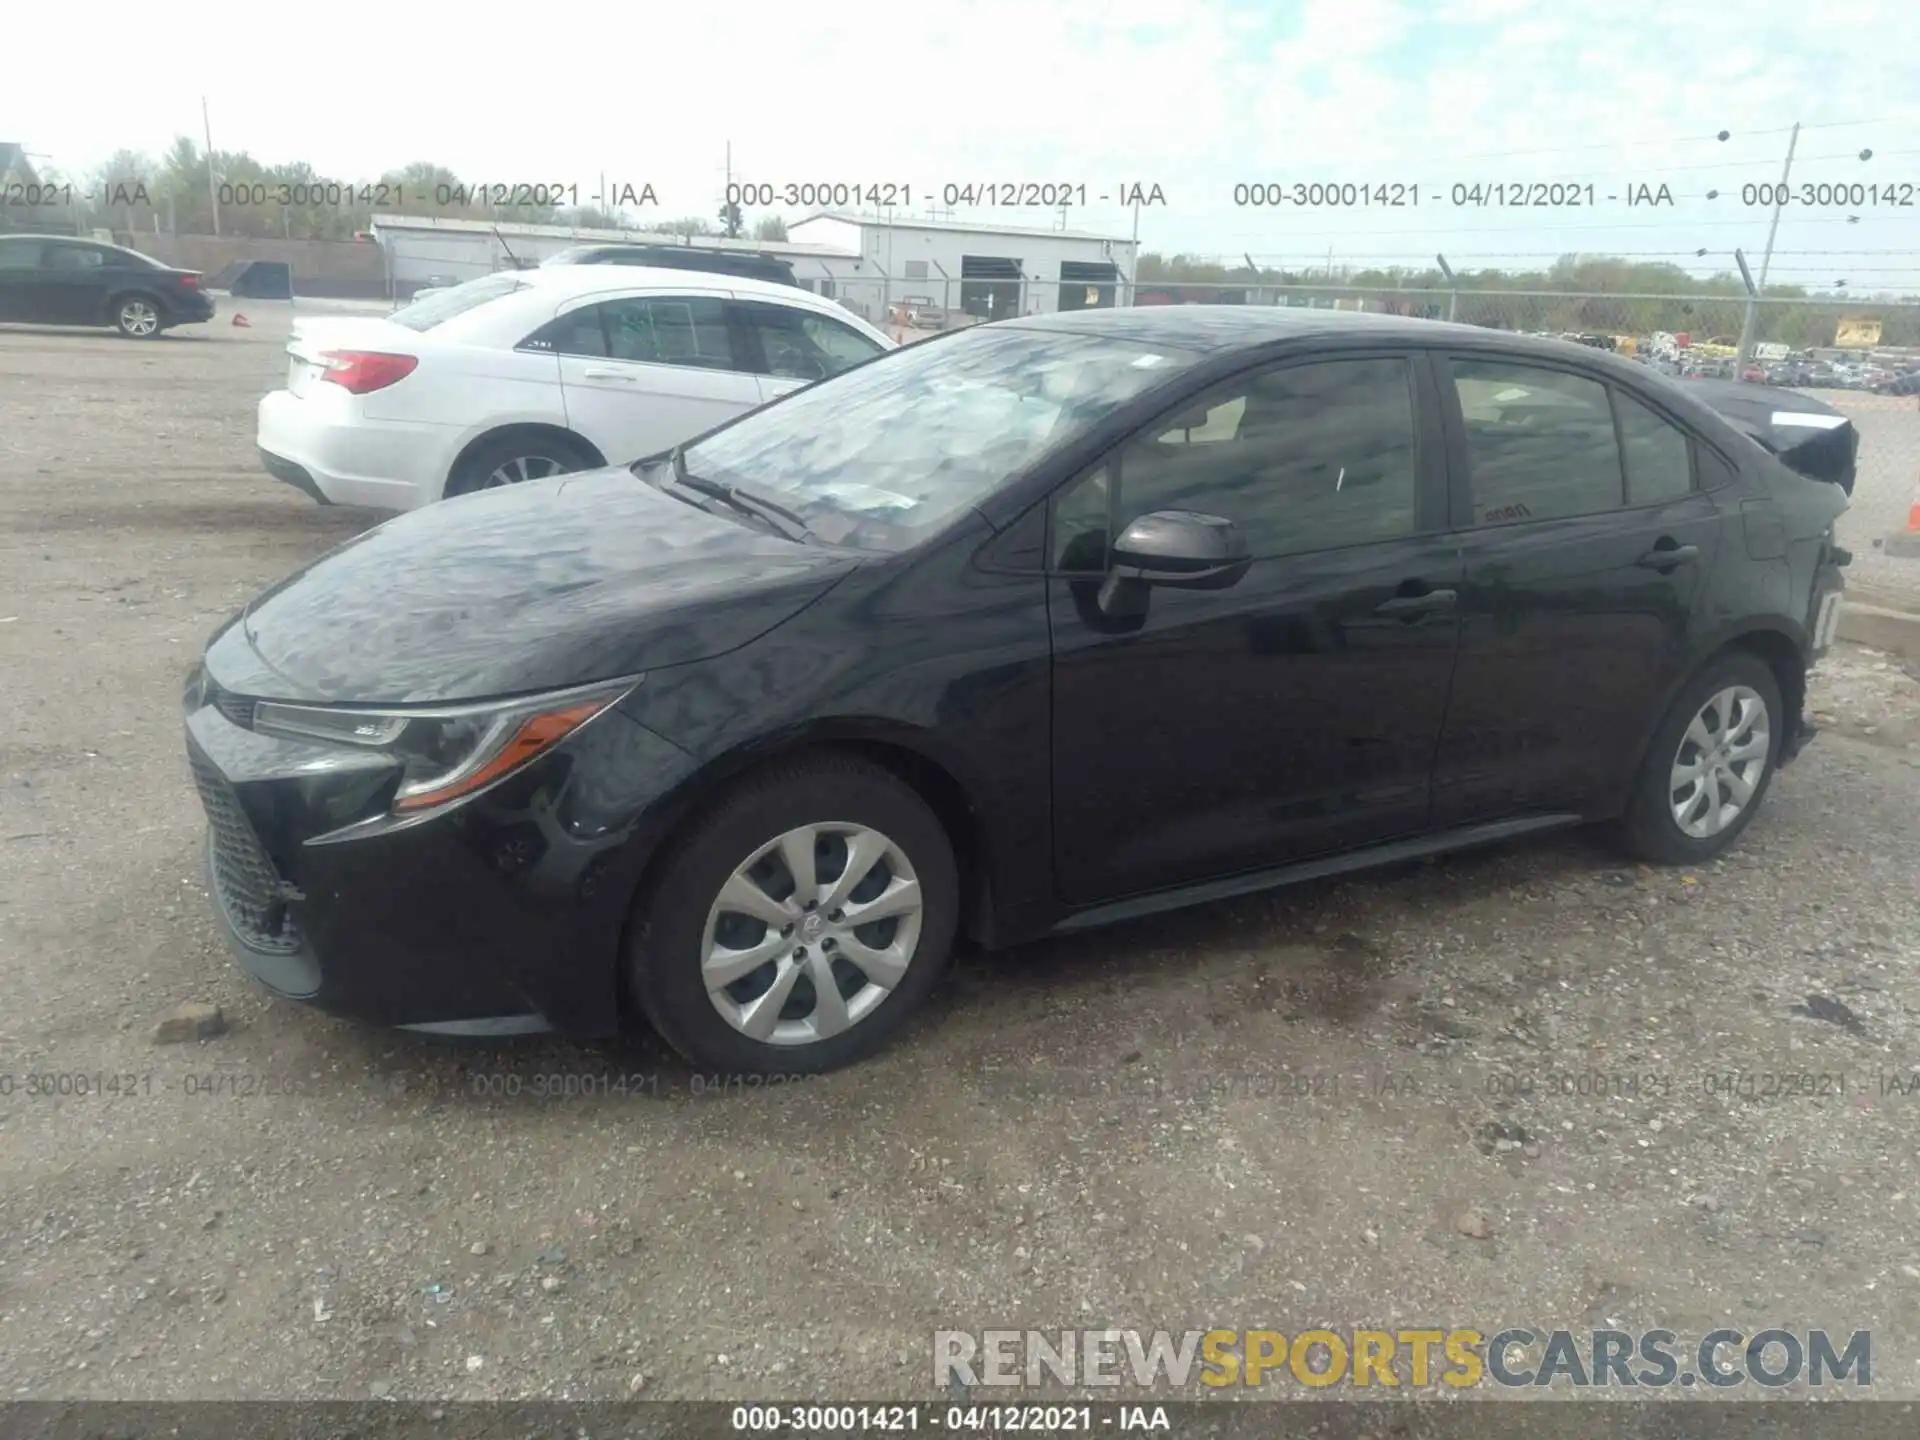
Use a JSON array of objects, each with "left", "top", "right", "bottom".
[
  {"left": 542, "top": 243, "right": 800, "bottom": 289},
  {"left": 183, "top": 308, "right": 1851, "bottom": 1072},
  {"left": 0, "top": 234, "right": 214, "bottom": 337}
]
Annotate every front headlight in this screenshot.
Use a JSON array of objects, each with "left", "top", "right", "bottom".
[{"left": 252, "top": 677, "right": 640, "bottom": 813}]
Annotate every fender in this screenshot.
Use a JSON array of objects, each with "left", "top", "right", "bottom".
[
  {"left": 619, "top": 711, "right": 1046, "bottom": 952},
  {"left": 1621, "top": 617, "right": 1810, "bottom": 789}
]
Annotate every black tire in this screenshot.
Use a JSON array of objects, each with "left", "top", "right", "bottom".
[
  {"left": 445, "top": 432, "right": 595, "bottom": 498},
  {"left": 626, "top": 754, "right": 959, "bottom": 1075},
  {"left": 111, "top": 293, "right": 166, "bottom": 339},
  {"left": 1618, "top": 651, "right": 1785, "bottom": 865}
]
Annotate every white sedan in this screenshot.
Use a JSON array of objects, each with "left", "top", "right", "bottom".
[{"left": 256, "top": 266, "right": 895, "bottom": 511}]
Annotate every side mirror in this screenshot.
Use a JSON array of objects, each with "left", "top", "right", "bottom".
[
  {"left": 1112, "top": 510, "right": 1251, "bottom": 587},
  {"left": 1095, "top": 510, "right": 1250, "bottom": 619}
]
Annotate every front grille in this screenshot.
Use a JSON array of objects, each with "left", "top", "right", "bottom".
[{"left": 189, "top": 748, "right": 301, "bottom": 954}]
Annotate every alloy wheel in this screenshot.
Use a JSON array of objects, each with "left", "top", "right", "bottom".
[
  {"left": 119, "top": 300, "right": 159, "bottom": 337},
  {"left": 700, "top": 822, "right": 924, "bottom": 1047},
  {"left": 1668, "top": 684, "right": 1770, "bottom": 839},
  {"left": 485, "top": 454, "right": 568, "bottom": 488}
]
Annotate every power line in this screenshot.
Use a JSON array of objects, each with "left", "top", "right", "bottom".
[
  {"left": 1187, "top": 214, "right": 1905, "bottom": 241},
  {"left": 1295, "top": 115, "right": 1911, "bottom": 169},
  {"left": 1234, "top": 249, "right": 1920, "bottom": 260},
  {"left": 1234, "top": 149, "right": 1919, "bottom": 190}
]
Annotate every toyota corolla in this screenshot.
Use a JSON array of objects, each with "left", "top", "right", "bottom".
[{"left": 184, "top": 307, "right": 1850, "bottom": 1073}]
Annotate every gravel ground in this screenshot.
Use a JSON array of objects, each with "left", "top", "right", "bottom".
[{"left": 2, "top": 309, "right": 1919, "bottom": 1404}]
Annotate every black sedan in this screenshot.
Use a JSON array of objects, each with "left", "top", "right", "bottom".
[
  {"left": 0, "top": 233, "right": 214, "bottom": 337},
  {"left": 183, "top": 308, "right": 1851, "bottom": 1072}
]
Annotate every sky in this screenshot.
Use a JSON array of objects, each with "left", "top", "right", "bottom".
[{"left": 8, "top": 0, "right": 1919, "bottom": 290}]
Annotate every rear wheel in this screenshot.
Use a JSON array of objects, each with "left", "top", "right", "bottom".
[
  {"left": 112, "top": 294, "right": 164, "bottom": 339},
  {"left": 1618, "top": 652, "right": 1784, "bottom": 864},
  {"left": 626, "top": 755, "right": 959, "bottom": 1074},
  {"left": 446, "top": 432, "right": 595, "bottom": 498}
]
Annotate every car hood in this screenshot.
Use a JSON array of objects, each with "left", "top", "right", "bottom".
[{"left": 205, "top": 467, "right": 860, "bottom": 704}]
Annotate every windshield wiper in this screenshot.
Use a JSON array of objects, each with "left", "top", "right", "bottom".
[{"left": 670, "top": 447, "right": 816, "bottom": 543}]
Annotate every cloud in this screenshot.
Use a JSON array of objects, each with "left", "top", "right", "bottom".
[{"left": 8, "top": 0, "right": 1917, "bottom": 274}]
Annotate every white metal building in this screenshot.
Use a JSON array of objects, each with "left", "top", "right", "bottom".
[
  {"left": 787, "top": 212, "right": 1139, "bottom": 321},
  {"left": 367, "top": 211, "right": 1139, "bottom": 324},
  {"left": 367, "top": 213, "right": 867, "bottom": 295}
]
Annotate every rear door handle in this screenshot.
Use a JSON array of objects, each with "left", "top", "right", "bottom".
[
  {"left": 582, "top": 369, "right": 638, "bottom": 381},
  {"left": 1373, "top": 588, "right": 1458, "bottom": 617},
  {"left": 1636, "top": 543, "right": 1699, "bottom": 569}
]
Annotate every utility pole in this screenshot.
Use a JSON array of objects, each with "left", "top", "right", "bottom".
[
  {"left": 1737, "top": 120, "right": 1799, "bottom": 366},
  {"left": 1127, "top": 198, "right": 1140, "bottom": 307},
  {"left": 202, "top": 96, "right": 220, "bottom": 236}
]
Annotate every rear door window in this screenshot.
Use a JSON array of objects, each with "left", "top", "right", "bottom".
[
  {"left": 599, "top": 295, "right": 741, "bottom": 370},
  {"left": 520, "top": 306, "right": 609, "bottom": 357},
  {"left": 1448, "top": 359, "right": 1625, "bottom": 525},
  {"left": 1612, "top": 389, "right": 1695, "bottom": 504},
  {"left": 42, "top": 243, "right": 107, "bottom": 271}
]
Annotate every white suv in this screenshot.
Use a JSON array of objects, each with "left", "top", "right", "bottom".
[{"left": 257, "top": 267, "right": 895, "bottom": 511}]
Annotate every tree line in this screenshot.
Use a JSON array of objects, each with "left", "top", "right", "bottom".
[
  {"left": 15, "top": 139, "right": 788, "bottom": 243},
  {"left": 12, "top": 139, "right": 1913, "bottom": 347},
  {"left": 1135, "top": 252, "right": 1920, "bottom": 348}
]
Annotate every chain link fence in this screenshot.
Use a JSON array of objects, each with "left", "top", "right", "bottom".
[{"left": 802, "top": 270, "right": 1920, "bottom": 361}]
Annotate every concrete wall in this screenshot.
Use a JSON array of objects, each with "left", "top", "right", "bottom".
[{"left": 116, "top": 233, "right": 389, "bottom": 298}]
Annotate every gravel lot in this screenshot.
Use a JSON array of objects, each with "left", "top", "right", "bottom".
[
  {"left": 2, "top": 306, "right": 1919, "bottom": 1404},
  {"left": 1824, "top": 387, "right": 1920, "bottom": 609}
]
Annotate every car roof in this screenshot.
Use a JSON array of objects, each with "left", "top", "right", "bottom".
[
  {"left": 563, "top": 243, "right": 790, "bottom": 264},
  {"left": 995, "top": 304, "right": 1755, "bottom": 445},
  {"left": 1006, "top": 304, "right": 1645, "bottom": 366},
  {"left": 510, "top": 264, "right": 808, "bottom": 304},
  {"left": 0, "top": 233, "right": 114, "bottom": 246}
]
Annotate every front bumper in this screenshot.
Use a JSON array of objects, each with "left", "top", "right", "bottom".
[{"left": 183, "top": 681, "right": 700, "bottom": 1039}]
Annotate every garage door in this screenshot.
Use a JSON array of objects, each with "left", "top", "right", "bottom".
[
  {"left": 960, "top": 256, "right": 1022, "bottom": 320},
  {"left": 1058, "top": 261, "right": 1122, "bottom": 311}
]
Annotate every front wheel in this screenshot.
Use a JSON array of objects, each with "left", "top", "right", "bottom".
[
  {"left": 1618, "top": 652, "right": 1784, "bottom": 864},
  {"left": 626, "top": 755, "right": 959, "bottom": 1074},
  {"left": 113, "top": 295, "right": 164, "bottom": 339}
]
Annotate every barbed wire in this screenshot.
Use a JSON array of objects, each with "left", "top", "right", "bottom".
[
  {"left": 1224, "top": 249, "right": 1920, "bottom": 261},
  {"left": 1283, "top": 115, "right": 1909, "bottom": 168}
]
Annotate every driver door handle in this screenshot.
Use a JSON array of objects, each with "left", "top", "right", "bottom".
[
  {"left": 1373, "top": 588, "right": 1457, "bottom": 617},
  {"left": 1636, "top": 543, "right": 1699, "bottom": 569},
  {"left": 582, "top": 368, "right": 637, "bottom": 381}
]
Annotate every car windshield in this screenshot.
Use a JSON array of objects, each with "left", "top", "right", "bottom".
[
  {"left": 390, "top": 274, "right": 527, "bottom": 331},
  {"left": 674, "top": 326, "right": 1200, "bottom": 551}
]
